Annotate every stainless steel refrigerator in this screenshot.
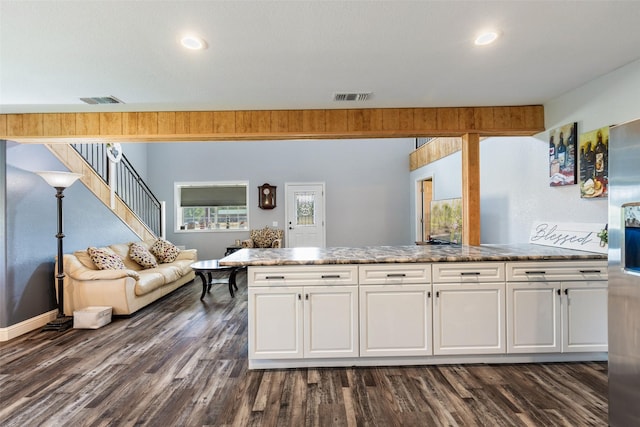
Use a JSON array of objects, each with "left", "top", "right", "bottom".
[{"left": 608, "top": 117, "right": 640, "bottom": 426}]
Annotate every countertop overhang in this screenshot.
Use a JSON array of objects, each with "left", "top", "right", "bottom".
[{"left": 219, "top": 244, "right": 607, "bottom": 267}]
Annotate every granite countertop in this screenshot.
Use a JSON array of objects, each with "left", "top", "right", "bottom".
[{"left": 218, "top": 244, "right": 607, "bottom": 267}]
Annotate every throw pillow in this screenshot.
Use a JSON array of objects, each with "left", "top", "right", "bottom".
[
  {"left": 87, "top": 247, "right": 126, "bottom": 270},
  {"left": 150, "top": 239, "right": 180, "bottom": 263},
  {"left": 129, "top": 242, "right": 158, "bottom": 269}
]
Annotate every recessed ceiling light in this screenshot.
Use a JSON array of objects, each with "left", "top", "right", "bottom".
[
  {"left": 180, "top": 35, "right": 207, "bottom": 50},
  {"left": 474, "top": 31, "right": 499, "bottom": 46}
]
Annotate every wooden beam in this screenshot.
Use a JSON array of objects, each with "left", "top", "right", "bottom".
[
  {"left": 409, "top": 137, "right": 462, "bottom": 171},
  {"left": 1, "top": 105, "right": 544, "bottom": 143},
  {"left": 462, "top": 133, "right": 481, "bottom": 246}
]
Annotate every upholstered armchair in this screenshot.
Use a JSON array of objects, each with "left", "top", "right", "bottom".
[{"left": 241, "top": 226, "right": 284, "bottom": 249}]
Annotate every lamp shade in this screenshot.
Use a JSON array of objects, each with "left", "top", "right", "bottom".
[{"left": 36, "top": 171, "right": 83, "bottom": 188}]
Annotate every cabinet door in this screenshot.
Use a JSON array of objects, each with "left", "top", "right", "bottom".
[
  {"left": 562, "top": 281, "right": 608, "bottom": 352},
  {"left": 248, "top": 287, "right": 303, "bottom": 359},
  {"left": 304, "top": 286, "right": 359, "bottom": 358},
  {"left": 359, "top": 284, "right": 432, "bottom": 357},
  {"left": 433, "top": 283, "right": 505, "bottom": 355},
  {"left": 506, "top": 282, "right": 561, "bottom": 353}
]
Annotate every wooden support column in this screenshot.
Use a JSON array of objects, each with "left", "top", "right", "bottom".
[{"left": 462, "top": 133, "right": 481, "bottom": 245}]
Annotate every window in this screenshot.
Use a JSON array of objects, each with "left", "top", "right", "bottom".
[{"left": 175, "top": 182, "right": 249, "bottom": 232}]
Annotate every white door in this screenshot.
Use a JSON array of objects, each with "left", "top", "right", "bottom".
[
  {"left": 285, "top": 183, "right": 326, "bottom": 248},
  {"left": 433, "top": 283, "right": 506, "bottom": 355},
  {"left": 304, "top": 285, "right": 359, "bottom": 358},
  {"left": 562, "top": 281, "right": 608, "bottom": 352}
]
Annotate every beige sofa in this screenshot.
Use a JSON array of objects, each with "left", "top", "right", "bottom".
[{"left": 60, "top": 241, "right": 197, "bottom": 315}]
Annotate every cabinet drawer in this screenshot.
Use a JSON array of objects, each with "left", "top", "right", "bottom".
[
  {"left": 359, "top": 264, "right": 431, "bottom": 285},
  {"left": 506, "top": 261, "right": 607, "bottom": 282},
  {"left": 248, "top": 265, "right": 358, "bottom": 286},
  {"left": 432, "top": 262, "right": 505, "bottom": 283}
]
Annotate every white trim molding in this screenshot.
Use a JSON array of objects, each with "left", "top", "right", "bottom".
[{"left": 0, "top": 310, "right": 58, "bottom": 342}]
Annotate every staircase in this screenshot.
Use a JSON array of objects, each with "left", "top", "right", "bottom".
[{"left": 45, "top": 143, "right": 161, "bottom": 241}]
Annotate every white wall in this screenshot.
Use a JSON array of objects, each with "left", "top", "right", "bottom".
[{"left": 410, "top": 58, "right": 640, "bottom": 244}]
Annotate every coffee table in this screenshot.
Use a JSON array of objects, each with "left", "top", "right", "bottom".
[{"left": 190, "top": 260, "right": 239, "bottom": 300}]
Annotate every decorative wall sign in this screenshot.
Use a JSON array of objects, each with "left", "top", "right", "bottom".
[
  {"left": 529, "top": 222, "right": 607, "bottom": 254},
  {"left": 549, "top": 122, "right": 577, "bottom": 186},
  {"left": 578, "top": 126, "right": 609, "bottom": 198}
]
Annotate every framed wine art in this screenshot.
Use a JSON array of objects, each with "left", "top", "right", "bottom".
[
  {"left": 578, "top": 126, "right": 609, "bottom": 199},
  {"left": 549, "top": 122, "right": 577, "bottom": 186}
]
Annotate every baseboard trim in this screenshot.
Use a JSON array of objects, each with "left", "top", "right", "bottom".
[{"left": 0, "top": 310, "right": 59, "bottom": 342}]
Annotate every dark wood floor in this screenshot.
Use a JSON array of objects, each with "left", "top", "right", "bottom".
[{"left": 0, "top": 271, "right": 608, "bottom": 426}]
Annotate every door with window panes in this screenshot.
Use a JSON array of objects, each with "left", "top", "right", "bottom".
[{"left": 285, "top": 183, "right": 326, "bottom": 248}]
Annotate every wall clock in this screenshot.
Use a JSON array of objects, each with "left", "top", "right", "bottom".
[{"left": 258, "top": 183, "right": 276, "bottom": 209}]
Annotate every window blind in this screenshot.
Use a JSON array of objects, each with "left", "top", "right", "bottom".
[{"left": 180, "top": 186, "right": 247, "bottom": 207}]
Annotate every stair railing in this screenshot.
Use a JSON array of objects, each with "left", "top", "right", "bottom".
[{"left": 71, "top": 143, "right": 162, "bottom": 237}]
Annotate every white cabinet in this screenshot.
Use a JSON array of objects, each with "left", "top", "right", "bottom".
[
  {"left": 248, "top": 286, "right": 303, "bottom": 359},
  {"left": 506, "top": 261, "right": 608, "bottom": 354},
  {"left": 359, "top": 265, "right": 432, "bottom": 357},
  {"left": 432, "top": 263, "right": 506, "bottom": 355},
  {"left": 360, "top": 284, "right": 432, "bottom": 356},
  {"left": 248, "top": 266, "right": 358, "bottom": 360},
  {"left": 562, "top": 281, "right": 608, "bottom": 352},
  {"left": 506, "top": 282, "right": 561, "bottom": 353},
  {"left": 304, "top": 285, "right": 359, "bottom": 358}
]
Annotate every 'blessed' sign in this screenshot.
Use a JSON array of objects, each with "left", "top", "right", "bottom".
[{"left": 529, "top": 222, "right": 608, "bottom": 254}]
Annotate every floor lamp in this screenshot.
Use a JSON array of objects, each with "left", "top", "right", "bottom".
[{"left": 36, "top": 171, "right": 83, "bottom": 332}]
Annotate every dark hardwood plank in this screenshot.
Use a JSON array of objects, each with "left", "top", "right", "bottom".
[{"left": 0, "top": 271, "right": 608, "bottom": 426}]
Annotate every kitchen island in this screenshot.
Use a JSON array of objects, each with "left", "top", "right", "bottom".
[{"left": 220, "top": 244, "right": 608, "bottom": 369}]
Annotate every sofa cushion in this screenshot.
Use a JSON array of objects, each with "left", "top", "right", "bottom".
[
  {"left": 150, "top": 239, "right": 180, "bottom": 263},
  {"left": 134, "top": 271, "right": 166, "bottom": 296},
  {"left": 154, "top": 265, "right": 182, "bottom": 283},
  {"left": 74, "top": 250, "right": 99, "bottom": 270},
  {"left": 172, "top": 259, "right": 195, "bottom": 276},
  {"left": 109, "top": 243, "right": 142, "bottom": 270},
  {"left": 129, "top": 242, "right": 158, "bottom": 269},
  {"left": 87, "top": 247, "right": 126, "bottom": 270}
]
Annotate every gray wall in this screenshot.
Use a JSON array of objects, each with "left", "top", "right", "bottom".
[
  {"left": 2, "top": 143, "right": 140, "bottom": 328},
  {"left": 120, "top": 143, "right": 149, "bottom": 181},
  {"left": 148, "top": 138, "right": 415, "bottom": 260},
  {"left": 1, "top": 141, "right": 7, "bottom": 327}
]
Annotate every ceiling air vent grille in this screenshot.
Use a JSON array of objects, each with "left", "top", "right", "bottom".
[
  {"left": 79, "top": 96, "right": 125, "bottom": 105},
  {"left": 333, "top": 92, "right": 372, "bottom": 102}
]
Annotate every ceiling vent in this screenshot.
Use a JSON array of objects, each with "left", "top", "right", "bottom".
[
  {"left": 333, "top": 92, "right": 372, "bottom": 102},
  {"left": 79, "top": 96, "right": 125, "bottom": 105}
]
